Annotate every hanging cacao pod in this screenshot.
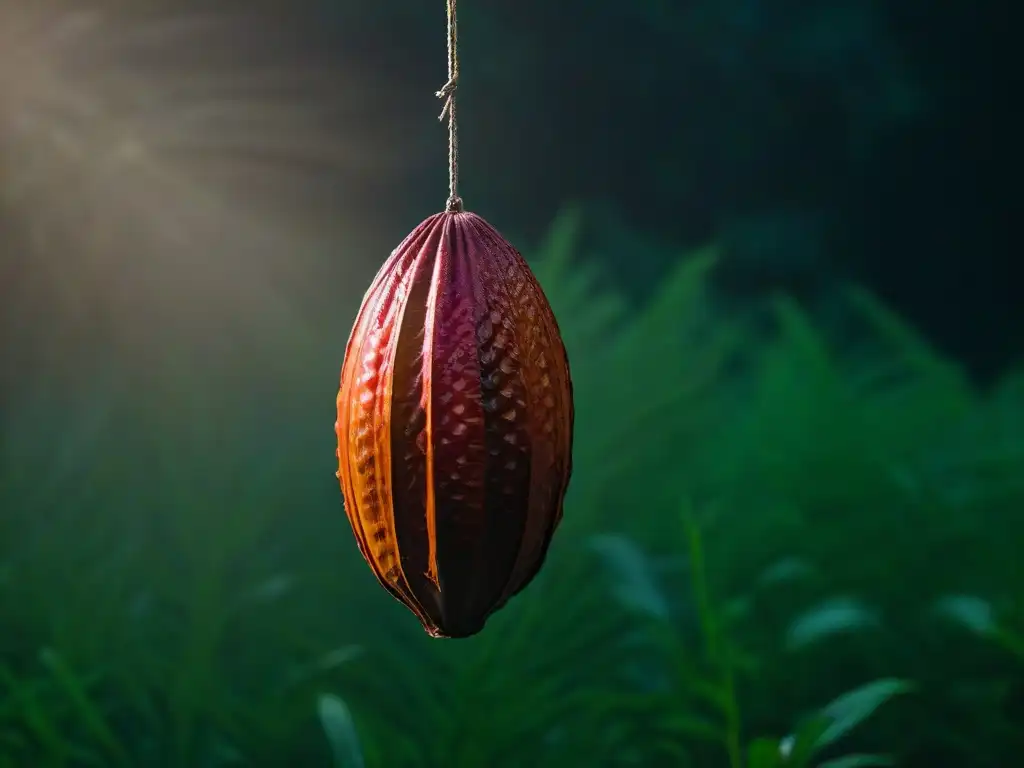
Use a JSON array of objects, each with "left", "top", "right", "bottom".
[{"left": 336, "top": 211, "right": 574, "bottom": 638}]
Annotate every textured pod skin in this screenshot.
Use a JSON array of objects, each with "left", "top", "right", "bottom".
[{"left": 336, "top": 211, "right": 574, "bottom": 638}]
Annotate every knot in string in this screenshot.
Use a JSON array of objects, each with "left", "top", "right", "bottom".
[{"left": 436, "top": 75, "right": 458, "bottom": 123}]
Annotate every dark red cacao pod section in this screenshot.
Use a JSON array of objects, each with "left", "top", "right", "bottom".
[{"left": 336, "top": 211, "right": 574, "bottom": 638}]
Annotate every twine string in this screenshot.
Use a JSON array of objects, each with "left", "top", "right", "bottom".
[{"left": 435, "top": 0, "right": 462, "bottom": 213}]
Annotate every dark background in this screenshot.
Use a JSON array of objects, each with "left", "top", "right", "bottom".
[{"left": 0, "top": 0, "right": 1018, "bottom": 389}]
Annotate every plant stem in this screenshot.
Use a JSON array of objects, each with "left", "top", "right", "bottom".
[{"left": 685, "top": 512, "right": 743, "bottom": 768}]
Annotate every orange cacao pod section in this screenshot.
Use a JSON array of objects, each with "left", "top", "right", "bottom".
[{"left": 336, "top": 211, "right": 574, "bottom": 638}]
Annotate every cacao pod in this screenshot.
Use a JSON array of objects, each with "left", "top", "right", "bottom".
[{"left": 336, "top": 211, "right": 574, "bottom": 638}]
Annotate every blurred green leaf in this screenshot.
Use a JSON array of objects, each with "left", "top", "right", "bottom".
[
  {"left": 318, "top": 694, "right": 365, "bottom": 768},
  {"left": 932, "top": 594, "right": 996, "bottom": 636},
  {"left": 785, "top": 597, "right": 880, "bottom": 650},
  {"left": 815, "top": 679, "right": 913, "bottom": 750},
  {"left": 588, "top": 533, "right": 671, "bottom": 619}
]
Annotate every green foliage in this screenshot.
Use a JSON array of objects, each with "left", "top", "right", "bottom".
[
  {"left": 588, "top": 514, "right": 911, "bottom": 768},
  {"left": 2, "top": 206, "right": 1022, "bottom": 766}
]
